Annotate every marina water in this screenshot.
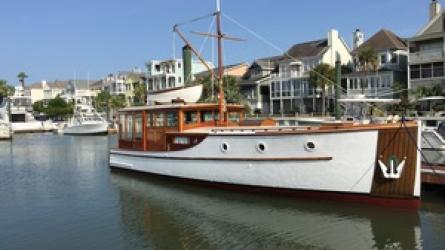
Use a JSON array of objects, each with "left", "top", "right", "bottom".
[{"left": 1, "top": 133, "right": 445, "bottom": 250}]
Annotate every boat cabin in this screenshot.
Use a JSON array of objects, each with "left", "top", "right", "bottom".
[{"left": 118, "top": 103, "right": 244, "bottom": 151}]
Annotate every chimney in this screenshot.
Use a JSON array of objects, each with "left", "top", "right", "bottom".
[
  {"left": 430, "top": 0, "right": 442, "bottom": 20},
  {"left": 353, "top": 29, "right": 365, "bottom": 50},
  {"left": 327, "top": 29, "right": 339, "bottom": 47},
  {"left": 182, "top": 45, "right": 192, "bottom": 85}
]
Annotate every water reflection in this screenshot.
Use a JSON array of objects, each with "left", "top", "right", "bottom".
[{"left": 111, "top": 171, "right": 423, "bottom": 250}]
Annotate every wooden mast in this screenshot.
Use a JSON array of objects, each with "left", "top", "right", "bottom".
[{"left": 216, "top": 0, "right": 225, "bottom": 126}]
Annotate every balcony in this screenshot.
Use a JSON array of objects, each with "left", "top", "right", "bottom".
[{"left": 410, "top": 50, "right": 444, "bottom": 64}]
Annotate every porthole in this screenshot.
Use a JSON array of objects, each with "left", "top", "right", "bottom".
[
  {"left": 220, "top": 142, "right": 230, "bottom": 153},
  {"left": 305, "top": 141, "right": 316, "bottom": 152},
  {"left": 256, "top": 142, "right": 267, "bottom": 153}
]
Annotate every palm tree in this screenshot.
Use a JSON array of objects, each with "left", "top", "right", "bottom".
[
  {"left": 357, "top": 47, "right": 378, "bottom": 94},
  {"left": 309, "top": 64, "right": 335, "bottom": 116},
  {"left": 17, "top": 72, "right": 28, "bottom": 88},
  {"left": 0, "top": 80, "right": 15, "bottom": 97}
]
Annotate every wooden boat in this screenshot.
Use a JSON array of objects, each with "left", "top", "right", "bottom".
[{"left": 109, "top": 0, "right": 422, "bottom": 207}]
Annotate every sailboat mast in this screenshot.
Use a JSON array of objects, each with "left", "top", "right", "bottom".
[{"left": 216, "top": 0, "right": 225, "bottom": 126}]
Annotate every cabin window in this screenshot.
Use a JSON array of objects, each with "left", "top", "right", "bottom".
[
  {"left": 126, "top": 114, "right": 133, "bottom": 140},
  {"left": 119, "top": 114, "right": 126, "bottom": 139},
  {"left": 184, "top": 111, "right": 198, "bottom": 125},
  {"left": 166, "top": 112, "right": 178, "bottom": 127},
  {"left": 173, "top": 136, "right": 190, "bottom": 145},
  {"left": 229, "top": 112, "right": 240, "bottom": 122},
  {"left": 201, "top": 111, "right": 214, "bottom": 122},
  {"left": 146, "top": 112, "right": 154, "bottom": 127},
  {"left": 154, "top": 112, "right": 165, "bottom": 127},
  {"left": 134, "top": 113, "right": 143, "bottom": 141}
]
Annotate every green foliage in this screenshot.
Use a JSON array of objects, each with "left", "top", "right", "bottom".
[
  {"left": 410, "top": 84, "right": 443, "bottom": 99},
  {"left": 0, "top": 80, "right": 15, "bottom": 97},
  {"left": 357, "top": 47, "right": 378, "bottom": 72},
  {"left": 32, "top": 100, "right": 46, "bottom": 113},
  {"left": 110, "top": 94, "right": 127, "bottom": 110},
  {"left": 94, "top": 91, "right": 111, "bottom": 112},
  {"left": 38, "top": 96, "right": 73, "bottom": 119},
  {"left": 17, "top": 72, "right": 28, "bottom": 80},
  {"left": 308, "top": 63, "right": 335, "bottom": 115},
  {"left": 198, "top": 75, "right": 243, "bottom": 104},
  {"left": 133, "top": 82, "right": 146, "bottom": 106}
]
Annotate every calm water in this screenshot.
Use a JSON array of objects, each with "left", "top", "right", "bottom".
[{"left": 1, "top": 134, "right": 445, "bottom": 250}]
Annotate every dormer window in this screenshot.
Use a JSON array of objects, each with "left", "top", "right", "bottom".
[{"left": 380, "top": 54, "right": 387, "bottom": 64}]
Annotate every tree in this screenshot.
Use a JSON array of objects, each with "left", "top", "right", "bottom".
[
  {"left": 0, "top": 80, "right": 15, "bottom": 97},
  {"left": 309, "top": 63, "right": 335, "bottom": 116},
  {"left": 410, "top": 84, "right": 443, "bottom": 99},
  {"left": 94, "top": 90, "right": 111, "bottom": 113},
  {"left": 110, "top": 94, "right": 127, "bottom": 110},
  {"left": 43, "top": 96, "right": 74, "bottom": 119},
  {"left": 197, "top": 75, "right": 242, "bottom": 104},
  {"left": 357, "top": 47, "right": 378, "bottom": 94},
  {"left": 32, "top": 100, "right": 46, "bottom": 113},
  {"left": 133, "top": 82, "right": 147, "bottom": 106},
  {"left": 17, "top": 72, "right": 28, "bottom": 87}
]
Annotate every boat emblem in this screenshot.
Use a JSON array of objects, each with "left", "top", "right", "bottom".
[{"left": 378, "top": 155, "right": 406, "bottom": 179}]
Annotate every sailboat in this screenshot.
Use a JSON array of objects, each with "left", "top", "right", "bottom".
[{"left": 109, "top": 0, "right": 422, "bottom": 207}]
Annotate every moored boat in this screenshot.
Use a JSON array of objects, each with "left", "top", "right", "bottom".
[
  {"left": 109, "top": 0, "right": 422, "bottom": 207},
  {"left": 61, "top": 104, "right": 108, "bottom": 135}
]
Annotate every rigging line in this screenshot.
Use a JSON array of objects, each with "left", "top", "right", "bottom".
[
  {"left": 175, "top": 13, "right": 215, "bottom": 27},
  {"left": 401, "top": 119, "right": 438, "bottom": 175},
  {"left": 198, "top": 18, "right": 215, "bottom": 56}
]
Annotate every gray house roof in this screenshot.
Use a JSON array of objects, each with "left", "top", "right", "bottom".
[
  {"left": 352, "top": 29, "right": 407, "bottom": 54},
  {"left": 286, "top": 39, "right": 329, "bottom": 59}
]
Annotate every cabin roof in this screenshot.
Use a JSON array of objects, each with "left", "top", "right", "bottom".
[{"left": 119, "top": 103, "right": 244, "bottom": 112}]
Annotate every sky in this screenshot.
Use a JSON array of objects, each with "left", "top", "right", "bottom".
[{"left": 0, "top": 0, "right": 435, "bottom": 85}]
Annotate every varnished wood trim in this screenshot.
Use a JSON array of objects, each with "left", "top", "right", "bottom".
[{"left": 110, "top": 150, "right": 332, "bottom": 161}]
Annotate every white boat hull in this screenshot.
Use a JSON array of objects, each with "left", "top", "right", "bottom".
[
  {"left": 110, "top": 130, "right": 421, "bottom": 198},
  {"left": 11, "top": 121, "right": 55, "bottom": 133},
  {"left": 62, "top": 122, "right": 108, "bottom": 135},
  {"left": 147, "top": 85, "right": 203, "bottom": 104},
  {"left": 0, "top": 124, "right": 11, "bottom": 139}
]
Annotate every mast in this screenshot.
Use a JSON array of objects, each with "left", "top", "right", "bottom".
[{"left": 216, "top": 0, "right": 225, "bottom": 126}]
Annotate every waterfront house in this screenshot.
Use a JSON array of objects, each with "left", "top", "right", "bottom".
[
  {"left": 27, "top": 80, "right": 66, "bottom": 103},
  {"left": 64, "top": 79, "right": 100, "bottom": 105},
  {"left": 239, "top": 56, "right": 283, "bottom": 113},
  {"left": 103, "top": 68, "right": 146, "bottom": 106},
  {"left": 262, "top": 29, "right": 352, "bottom": 115},
  {"left": 145, "top": 58, "right": 214, "bottom": 93},
  {"left": 344, "top": 29, "right": 408, "bottom": 99},
  {"left": 407, "top": 0, "right": 445, "bottom": 94}
]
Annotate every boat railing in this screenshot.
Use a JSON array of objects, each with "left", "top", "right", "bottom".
[{"left": 210, "top": 126, "right": 314, "bottom": 134}]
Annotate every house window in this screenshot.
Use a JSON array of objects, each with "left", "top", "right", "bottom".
[
  {"left": 380, "top": 54, "right": 387, "bottom": 64},
  {"left": 282, "top": 80, "right": 291, "bottom": 97},
  {"left": 421, "top": 63, "right": 432, "bottom": 79},
  {"left": 229, "top": 112, "right": 240, "bottom": 122},
  {"left": 433, "top": 62, "right": 444, "bottom": 77},
  {"left": 390, "top": 53, "right": 398, "bottom": 64},
  {"left": 410, "top": 65, "right": 420, "bottom": 79}
]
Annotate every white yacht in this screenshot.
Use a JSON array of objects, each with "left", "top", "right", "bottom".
[
  {"left": 61, "top": 104, "right": 108, "bottom": 135},
  {"left": 9, "top": 96, "right": 55, "bottom": 133},
  {"left": 0, "top": 96, "right": 12, "bottom": 139}
]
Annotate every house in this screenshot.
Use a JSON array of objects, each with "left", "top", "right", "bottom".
[
  {"left": 239, "top": 56, "right": 283, "bottom": 113},
  {"left": 194, "top": 62, "right": 249, "bottom": 79},
  {"left": 64, "top": 79, "right": 100, "bottom": 105},
  {"left": 344, "top": 29, "right": 408, "bottom": 99},
  {"left": 103, "top": 68, "right": 146, "bottom": 106},
  {"left": 27, "top": 80, "right": 67, "bottom": 103},
  {"left": 146, "top": 58, "right": 214, "bottom": 93},
  {"left": 250, "top": 29, "right": 352, "bottom": 115},
  {"left": 408, "top": 0, "right": 445, "bottom": 94}
]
